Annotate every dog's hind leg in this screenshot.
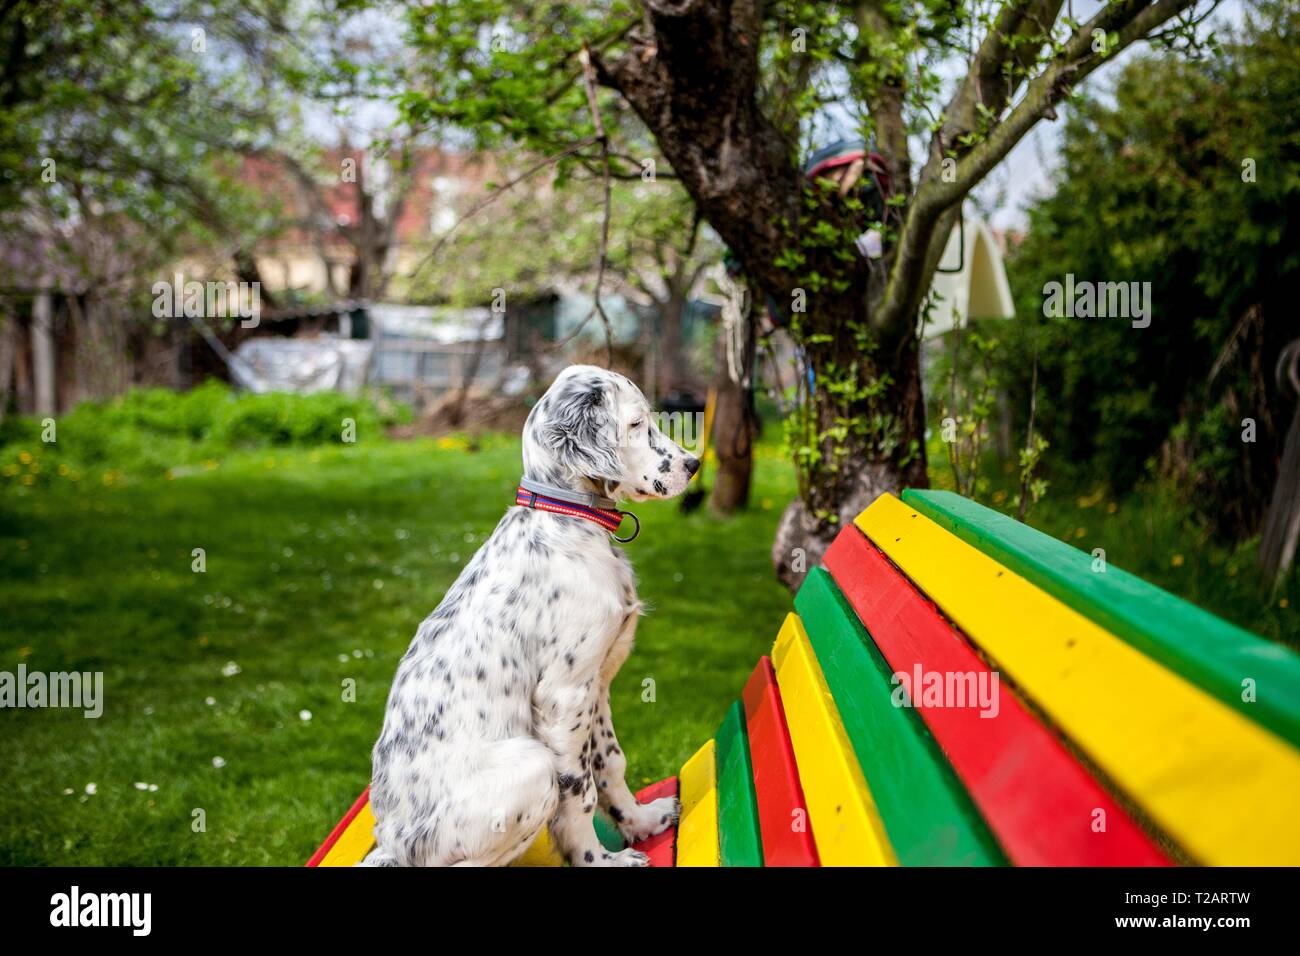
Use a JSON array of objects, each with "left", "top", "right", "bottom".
[{"left": 436, "top": 737, "right": 557, "bottom": 867}]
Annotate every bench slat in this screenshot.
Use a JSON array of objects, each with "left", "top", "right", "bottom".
[
  {"left": 715, "top": 700, "right": 765, "bottom": 867},
  {"left": 859, "top": 493, "right": 1300, "bottom": 865},
  {"left": 825, "top": 526, "right": 1169, "bottom": 866},
  {"left": 307, "top": 787, "right": 376, "bottom": 867},
  {"left": 676, "top": 739, "right": 721, "bottom": 867},
  {"left": 771, "top": 613, "right": 896, "bottom": 866},
  {"left": 794, "top": 569, "right": 1005, "bottom": 866},
  {"left": 903, "top": 488, "right": 1300, "bottom": 748},
  {"left": 742, "top": 656, "right": 820, "bottom": 866}
]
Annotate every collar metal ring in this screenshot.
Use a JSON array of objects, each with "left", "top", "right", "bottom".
[{"left": 612, "top": 511, "right": 640, "bottom": 543}]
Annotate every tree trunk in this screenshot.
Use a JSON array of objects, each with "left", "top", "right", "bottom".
[
  {"left": 0, "top": 307, "right": 14, "bottom": 422},
  {"left": 771, "top": 311, "right": 929, "bottom": 590},
  {"left": 658, "top": 293, "right": 685, "bottom": 397},
  {"left": 31, "top": 292, "right": 56, "bottom": 416},
  {"left": 709, "top": 361, "right": 755, "bottom": 513},
  {"left": 1258, "top": 402, "right": 1300, "bottom": 587}
]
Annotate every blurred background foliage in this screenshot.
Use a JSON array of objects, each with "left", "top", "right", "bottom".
[{"left": 983, "top": 1, "right": 1299, "bottom": 540}]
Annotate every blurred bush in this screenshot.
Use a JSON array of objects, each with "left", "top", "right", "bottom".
[{"left": 0, "top": 381, "right": 411, "bottom": 486}]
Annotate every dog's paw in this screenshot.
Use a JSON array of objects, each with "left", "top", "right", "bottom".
[
  {"left": 600, "top": 848, "right": 650, "bottom": 867},
  {"left": 617, "top": 795, "right": 680, "bottom": 843}
]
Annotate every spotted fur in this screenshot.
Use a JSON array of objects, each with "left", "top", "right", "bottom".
[{"left": 361, "top": 366, "right": 699, "bottom": 866}]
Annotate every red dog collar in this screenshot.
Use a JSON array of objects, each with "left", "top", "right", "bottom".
[{"left": 514, "top": 484, "right": 639, "bottom": 542}]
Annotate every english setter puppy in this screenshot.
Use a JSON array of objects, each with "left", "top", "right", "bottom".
[{"left": 363, "top": 365, "right": 700, "bottom": 866}]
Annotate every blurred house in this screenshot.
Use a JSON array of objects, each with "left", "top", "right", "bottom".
[{"left": 237, "top": 146, "right": 496, "bottom": 301}]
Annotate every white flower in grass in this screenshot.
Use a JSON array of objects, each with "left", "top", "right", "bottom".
[
  {"left": 212, "top": 756, "right": 226, "bottom": 769},
  {"left": 149, "top": 784, "right": 158, "bottom": 792},
  {"left": 205, "top": 696, "right": 216, "bottom": 706},
  {"left": 84, "top": 783, "right": 97, "bottom": 795},
  {"left": 352, "top": 649, "right": 363, "bottom": 658},
  {"left": 134, "top": 782, "right": 148, "bottom": 791},
  {"left": 221, "top": 661, "right": 241, "bottom": 677},
  {"left": 62, "top": 788, "right": 73, "bottom": 796},
  {"left": 299, "top": 709, "right": 313, "bottom": 722},
  {"left": 337, "top": 654, "right": 349, "bottom": 663}
]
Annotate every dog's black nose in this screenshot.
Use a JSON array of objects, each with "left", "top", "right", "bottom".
[{"left": 684, "top": 456, "right": 701, "bottom": 477}]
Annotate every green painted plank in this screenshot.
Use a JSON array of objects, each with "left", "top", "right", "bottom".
[
  {"left": 902, "top": 488, "right": 1300, "bottom": 749},
  {"left": 794, "top": 567, "right": 1005, "bottom": 866},
  {"left": 593, "top": 813, "right": 625, "bottom": 852},
  {"left": 714, "top": 700, "right": 764, "bottom": 867}
]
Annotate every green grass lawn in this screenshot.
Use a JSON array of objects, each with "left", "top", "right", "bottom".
[{"left": 0, "top": 436, "right": 796, "bottom": 865}]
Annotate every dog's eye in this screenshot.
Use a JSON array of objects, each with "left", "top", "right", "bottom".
[{"left": 629, "top": 420, "right": 643, "bottom": 430}]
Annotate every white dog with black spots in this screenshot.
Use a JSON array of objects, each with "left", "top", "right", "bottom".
[{"left": 362, "top": 365, "right": 700, "bottom": 866}]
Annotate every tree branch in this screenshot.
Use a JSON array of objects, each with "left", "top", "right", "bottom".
[{"left": 877, "top": 0, "right": 1200, "bottom": 335}]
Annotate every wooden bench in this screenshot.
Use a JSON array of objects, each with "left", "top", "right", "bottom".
[{"left": 309, "top": 490, "right": 1300, "bottom": 867}]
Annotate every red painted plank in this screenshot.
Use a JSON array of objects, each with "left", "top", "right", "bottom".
[
  {"left": 742, "top": 657, "right": 821, "bottom": 867},
  {"left": 305, "top": 786, "right": 371, "bottom": 867},
  {"left": 631, "top": 777, "right": 679, "bottom": 867},
  {"left": 824, "top": 528, "right": 1169, "bottom": 867}
]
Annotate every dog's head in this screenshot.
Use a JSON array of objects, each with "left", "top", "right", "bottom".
[{"left": 522, "top": 365, "right": 700, "bottom": 501}]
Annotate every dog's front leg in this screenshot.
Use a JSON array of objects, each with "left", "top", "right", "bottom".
[
  {"left": 592, "top": 689, "right": 680, "bottom": 843},
  {"left": 591, "top": 611, "right": 681, "bottom": 844},
  {"left": 535, "top": 682, "right": 648, "bottom": 867}
]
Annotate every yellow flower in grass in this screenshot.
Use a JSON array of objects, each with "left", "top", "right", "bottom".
[
  {"left": 1171, "top": 554, "right": 1185, "bottom": 567},
  {"left": 18, "top": 451, "right": 31, "bottom": 464},
  {"left": 1076, "top": 488, "right": 1105, "bottom": 509}
]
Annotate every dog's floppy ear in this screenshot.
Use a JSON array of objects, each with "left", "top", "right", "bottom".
[{"left": 544, "top": 379, "right": 621, "bottom": 481}]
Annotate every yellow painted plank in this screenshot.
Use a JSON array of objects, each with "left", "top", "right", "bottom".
[
  {"left": 771, "top": 613, "right": 897, "bottom": 866},
  {"left": 858, "top": 493, "right": 1300, "bottom": 865},
  {"left": 513, "top": 827, "right": 564, "bottom": 867},
  {"left": 676, "top": 739, "right": 721, "bottom": 867},
  {"left": 318, "top": 798, "right": 378, "bottom": 867}
]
